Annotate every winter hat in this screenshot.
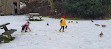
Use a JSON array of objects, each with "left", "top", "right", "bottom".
[{"left": 62, "top": 16, "right": 65, "bottom": 18}]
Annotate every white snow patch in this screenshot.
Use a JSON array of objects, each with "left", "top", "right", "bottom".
[{"left": 0, "top": 15, "right": 111, "bottom": 49}]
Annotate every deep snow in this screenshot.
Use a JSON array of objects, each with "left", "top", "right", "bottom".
[{"left": 0, "top": 15, "right": 111, "bottom": 49}]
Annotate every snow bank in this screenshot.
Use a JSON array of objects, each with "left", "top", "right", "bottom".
[{"left": 0, "top": 15, "right": 111, "bottom": 49}]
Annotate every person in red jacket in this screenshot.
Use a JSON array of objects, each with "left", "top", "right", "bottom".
[{"left": 21, "top": 22, "right": 31, "bottom": 32}]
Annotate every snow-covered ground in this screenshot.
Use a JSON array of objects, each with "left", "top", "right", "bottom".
[{"left": 0, "top": 15, "right": 111, "bottom": 49}]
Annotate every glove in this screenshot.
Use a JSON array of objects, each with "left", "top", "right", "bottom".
[{"left": 65, "top": 25, "right": 67, "bottom": 29}]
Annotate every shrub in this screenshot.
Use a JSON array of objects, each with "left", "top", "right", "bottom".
[
  {"left": 0, "top": 35, "right": 15, "bottom": 44},
  {"left": 29, "top": 19, "right": 43, "bottom": 21},
  {"left": 63, "top": 0, "right": 111, "bottom": 19}
]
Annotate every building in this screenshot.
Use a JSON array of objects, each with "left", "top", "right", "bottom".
[{"left": 0, "top": 0, "right": 20, "bottom": 15}]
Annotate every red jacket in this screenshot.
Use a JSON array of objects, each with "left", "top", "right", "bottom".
[{"left": 22, "top": 22, "right": 31, "bottom": 31}]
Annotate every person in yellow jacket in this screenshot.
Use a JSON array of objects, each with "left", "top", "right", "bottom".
[{"left": 59, "top": 16, "right": 67, "bottom": 32}]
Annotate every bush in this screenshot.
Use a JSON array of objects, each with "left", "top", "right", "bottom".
[
  {"left": 0, "top": 35, "right": 15, "bottom": 44},
  {"left": 29, "top": 19, "right": 43, "bottom": 21},
  {"left": 20, "top": 1, "right": 41, "bottom": 14},
  {"left": 63, "top": 0, "right": 111, "bottom": 19}
]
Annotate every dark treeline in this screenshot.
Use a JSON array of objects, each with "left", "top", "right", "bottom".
[
  {"left": 62, "top": 0, "right": 111, "bottom": 19},
  {"left": 20, "top": 0, "right": 111, "bottom": 19}
]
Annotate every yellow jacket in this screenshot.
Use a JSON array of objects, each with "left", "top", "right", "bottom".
[{"left": 60, "top": 18, "right": 66, "bottom": 26}]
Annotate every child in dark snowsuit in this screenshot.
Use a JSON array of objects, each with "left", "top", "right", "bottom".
[
  {"left": 21, "top": 22, "right": 31, "bottom": 32},
  {"left": 59, "top": 16, "right": 67, "bottom": 32}
]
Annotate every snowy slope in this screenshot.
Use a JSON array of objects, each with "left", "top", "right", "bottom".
[{"left": 0, "top": 15, "right": 111, "bottom": 49}]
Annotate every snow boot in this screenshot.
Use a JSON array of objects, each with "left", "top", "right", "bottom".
[
  {"left": 25, "top": 31, "right": 27, "bottom": 32},
  {"left": 59, "top": 29, "right": 61, "bottom": 32},
  {"left": 62, "top": 30, "right": 64, "bottom": 32}
]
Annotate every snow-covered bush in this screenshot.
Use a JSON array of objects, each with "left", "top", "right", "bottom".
[{"left": 0, "top": 35, "right": 15, "bottom": 44}]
